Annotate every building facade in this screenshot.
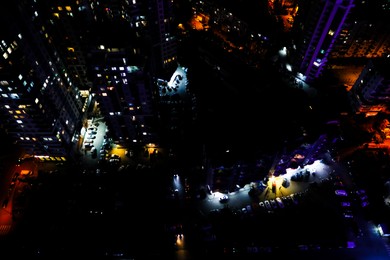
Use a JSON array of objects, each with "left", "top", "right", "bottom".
[
  {"left": 330, "top": 0, "right": 390, "bottom": 59},
  {"left": 291, "top": 0, "right": 355, "bottom": 83},
  {"left": 0, "top": 0, "right": 182, "bottom": 158},
  {"left": 0, "top": 1, "right": 85, "bottom": 159},
  {"left": 349, "top": 58, "right": 390, "bottom": 115}
]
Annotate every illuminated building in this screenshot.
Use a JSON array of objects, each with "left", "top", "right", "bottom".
[
  {"left": 0, "top": 0, "right": 179, "bottom": 157},
  {"left": 349, "top": 58, "right": 390, "bottom": 115},
  {"left": 291, "top": 0, "right": 355, "bottom": 83},
  {"left": 330, "top": 0, "right": 390, "bottom": 59},
  {"left": 0, "top": 2, "right": 85, "bottom": 158}
]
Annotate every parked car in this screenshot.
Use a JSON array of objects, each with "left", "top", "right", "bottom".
[
  {"left": 276, "top": 197, "right": 284, "bottom": 208},
  {"left": 335, "top": 190, "right": 348, "bottom": 196},
  {"left": 264, "top": 200, "right": 271, "bottom": 210},
  {"left": 282, "top": 178, "right": 290, "bottom": 188},
  {"left": 270, "top": 199, "right": 278, "bottom": 209},
  {"left": 259, "top": 201, "right": 265, "bottom": 210},
  {"left": 219, "top": 195, "right": 229, "bottom": 203},
  {"left": 343, "top": 212, "right": 354, "bottom": 219},
  {"left": 85, "top": 143, "right": 94, "bottom": 149},
  {"left": 341, "top": 201, "right": 351, "bottom": 207}
]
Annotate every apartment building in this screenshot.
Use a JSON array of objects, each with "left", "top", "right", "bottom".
[
  {"left": 349, "top": 58, "right": 390, "bottom": 115},
  {"left": 290, "top": 0, "right": 355, "bottom": 84},
  {"left": 0, "top": 0, "right": 181, "bottom": 159},
  {"left": 0, "top": 1, "right": 85, "bottom": 159}
]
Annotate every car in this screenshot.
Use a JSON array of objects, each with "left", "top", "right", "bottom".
[
  {"left": 290, "top": 194, "right": 299, "bottom": 205},
  {"left": 264, "top": 200, "right": 271, "bottom": 210},
  {"left": 356, "top": 189, "right": 366, "bottom": 195},
  {"left": 276, "top": 197, "right": 284, "bottom": 208},
  {"left": 125, "top": 149, "right": 134, "bottom": 157},
  {"left": 258, "top": 201, "right": 265, "bottom": 209},
  {"left": 270, "top": 199, "right": 278, "bottom": 209},
  {"left": 12, "top": 172, "right": 19, "bottom": 182},
  {"left": 334, "top": 181, "right": 345, "bottom": 187},
  {"left": 335, "top": 190, "right": 348, "bottom": 196},
  {"left": 343, "top": 212, "right": 354, "bottom": 219},
  {"left": 282, "top": 178, "right": 290, "bottom": 188},
  {"left": 85, "top": 143, "right": 94, "bottom": 149},
  {"left": 109, "top": 158, "right": 120, "bottom": 163},
  {"left": 219, "top": 195, "right": 229, "bottom": 203},
  {"left": 359, "top": 195, "right": 368, "bottom": 201}
]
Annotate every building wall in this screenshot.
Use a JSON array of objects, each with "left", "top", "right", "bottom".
[
  {"left": 0, "top": 1, "right": 85, "bottom": 158},
  {"left": 291, "top": 0, "right": 355, "bottom": 83},
  {"left": 349, "top": 59, "right": 390, "bottom": 114}
]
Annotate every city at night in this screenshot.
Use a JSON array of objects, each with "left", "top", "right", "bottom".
[{"left": 0, "top": 0, "right": 390, "bottom": 259}]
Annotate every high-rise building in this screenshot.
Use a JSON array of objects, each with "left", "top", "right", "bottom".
[
  {"left": 0, "top": 1, "right": 85, "bottom": 159},
  {"left": 291, "top": 0, "right": 355, "bottom": 84},
  {"left": 148, "top": 0, "right": 178, "bottom": 75},
  {"left": 82, "top": 0, "right": 181, "bottom": 148},
  {"left": 0, "top": 0, "right": 180, "bottom": 158},
  {"left": 330, "top": 0, "right": 390, "bottom": 59},
  {"left": 349, "top": 58, "right": 390, "bottom": 115}
]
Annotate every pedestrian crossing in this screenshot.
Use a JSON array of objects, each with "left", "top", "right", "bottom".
[{"left": 0, "top": 224, "right": 11, "bottom": 236}]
